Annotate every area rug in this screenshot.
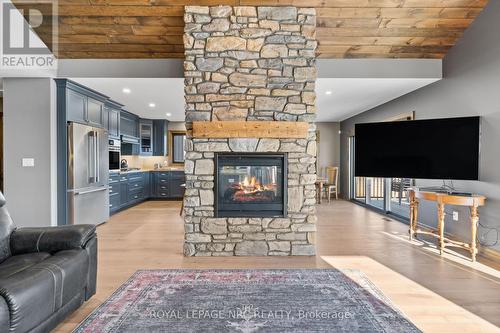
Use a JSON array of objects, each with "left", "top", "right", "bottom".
[{"left": 73, "top": 269, "right": 421, "bottom": 333}]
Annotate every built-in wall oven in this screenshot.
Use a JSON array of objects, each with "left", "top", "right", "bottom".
[{"left": 109, "top": 139, "right": 121, "bottom": 171}]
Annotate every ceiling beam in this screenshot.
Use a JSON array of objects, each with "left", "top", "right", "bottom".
[{"left": 56, "top": 58, "right": 441, "bottom": 80}]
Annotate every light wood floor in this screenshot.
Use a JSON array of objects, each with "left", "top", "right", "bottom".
[{"left": 55, "top": 200, "right": 500, "bottom": 333}]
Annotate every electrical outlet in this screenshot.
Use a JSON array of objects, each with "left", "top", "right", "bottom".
[
  {"left": 22, "top": 158, "right": 35, "bottom": 167},
  {"left": 452, "top": 211, "right": 459, "bottom": 221}
]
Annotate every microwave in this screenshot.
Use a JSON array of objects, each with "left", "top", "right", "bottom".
[{"left": 109, "top": 139, "right": 121, "bottom": 171}]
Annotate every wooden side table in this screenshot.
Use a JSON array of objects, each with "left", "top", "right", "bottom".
[{"left": 408, "top": 188, "right": 486, "bottom": 262}]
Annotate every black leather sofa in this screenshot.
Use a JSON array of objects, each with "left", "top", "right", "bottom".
[{"left": 0, "top": 193, "right": 97, "bottom": 332}]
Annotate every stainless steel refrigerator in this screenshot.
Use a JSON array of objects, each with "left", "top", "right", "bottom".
[{"left": 67, "top": 122, "right": 109, "bottom": 225}]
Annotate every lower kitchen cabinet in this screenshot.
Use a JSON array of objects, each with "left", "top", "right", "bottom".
[
  {"left": 151, "top": 171, "right": 185, "bottom": 199},
  {"left": 143, "top": 172, "right": 151, "bottom": 198},
  {"left": 109, "top": 170, "right": 185, "bottom": 216},
  {"left": 119, "top": 174, "right": 128, "bottom": 208},
  {"left": 168, "top": 171, "right": 185, "bottom": 198},
  {"left": 109, "top": 173, "right": 121, "bottom": 214}
]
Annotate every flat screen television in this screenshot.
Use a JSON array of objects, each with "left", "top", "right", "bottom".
[{"left": 355, "top": 116, "right": 481, "bottom": 180}]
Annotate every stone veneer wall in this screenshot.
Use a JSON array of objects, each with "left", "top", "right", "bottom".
[{"left": 183, "top": 5, "right": 317, "bottom": 256}]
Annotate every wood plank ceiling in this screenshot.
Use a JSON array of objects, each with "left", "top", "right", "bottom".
[{"left": 14, "top": 0, "right": 489, "bottom": 59}]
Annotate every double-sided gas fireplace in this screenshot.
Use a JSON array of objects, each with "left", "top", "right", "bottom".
[{"left": 215, "top": 153, "right": 287, "bottom": 218}]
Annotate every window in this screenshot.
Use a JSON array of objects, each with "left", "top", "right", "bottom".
[{"left": 170, "top": 131, "right": 186, "bottom": 164}]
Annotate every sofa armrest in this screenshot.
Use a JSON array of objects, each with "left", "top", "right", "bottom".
[{"left": 10, "top": 225, "right": 96, "bottom": 255}]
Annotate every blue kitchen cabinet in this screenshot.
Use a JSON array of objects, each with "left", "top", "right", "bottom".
[
  {"left": 155, "top": 171, "right": 170, "bottom": 199},
  {"left": 119, "top": 174, "right": 129, "bottom": 208},
  {"left": 121, "top": 111, "right": 140, "bottom": 156},
  {"left": 152, "top": 119, "right": 169, "bottom": 156},
  {"left": 151, "top": 171, "right": 185, "bottom": 199},
  {"left": 110, "top": 171, "right": 185, "bottom": 215},
  {"left": 169, "top": 171, "right": 185, "bottom": 198},
  {"left": 139, "top": 119, "right": 154, "bottom": 156},
  {"left": 127, "top": 172, "right": 144, "bottom": 204},
  {"left": 120, "top": 111, "right": 139, "bottom": 139},
  {"left": 66, "top": 89, "right": 86, "bottom": 124},
  {"left": 144, "top": 172, "right": 151, "bottom": 198},
  {"left": 86, "top": 97, "right": 104, "bottom": 127},
  {"left": 108, "top": 173, "right": 121, "bottom": 214},
  {"left": 105, "top": 100, "right": 122, "bottom": 140},
  {"left": 56, "top": 79, "right": 107, "bottom": 128}
]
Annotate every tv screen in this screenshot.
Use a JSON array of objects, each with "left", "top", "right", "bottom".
[{"left": 355, "top": 116, "right": 480, "bottom": 180}]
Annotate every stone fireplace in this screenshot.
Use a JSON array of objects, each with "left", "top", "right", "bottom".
[{"left": 183, "top": 5, "right": 317, "bottom": 256}]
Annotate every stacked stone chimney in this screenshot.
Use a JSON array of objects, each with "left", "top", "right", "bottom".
[{"left": 183, "top": 6, "right": 317, "bottom": 256}]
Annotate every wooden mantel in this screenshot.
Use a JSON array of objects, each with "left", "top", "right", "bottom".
[{"left": 192, "top": 121, "right": 309, "bottom": 139}]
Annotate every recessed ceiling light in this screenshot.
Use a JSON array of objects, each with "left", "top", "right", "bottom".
[
  {"left": 325, "top": 90, "right": 332, "bottom": 95},
  {"left": 149, "top": 103, "right": 156, "bottom": 108},
  {"left": 122, "top": 88, "right": 131, "bottom": 94},
  {"left": 166, "top": 112, "right": 172, "bottom": 117}
]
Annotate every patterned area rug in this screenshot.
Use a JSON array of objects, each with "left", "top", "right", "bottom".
[{"left": 74, "top": 269, "right": 421, "bottom": 333}]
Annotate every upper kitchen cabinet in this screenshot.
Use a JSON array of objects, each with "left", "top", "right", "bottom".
[
  {"left": 139, "top": 119, "right": 153, "bottom": 156},
  {"left": 86, "top": 98, "right": 104, "bottom": 127},
  {"left": 120, "top": 111, "right": 139, "bottom": 139},
  {"left": 66, "top": 89, "right": 86, "bottom": 124},
  {"left": 55, "top": 79, "right": 108, "bottom": 128},
  {"left": 104, "top": 100, "right": 123, "bottom": 140},
  {"left": 153, "top": 119, "right": 169, "bottom": 156}
]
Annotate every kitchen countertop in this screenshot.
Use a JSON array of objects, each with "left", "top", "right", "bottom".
[{"left": 110, "top": 168, "right": 184, "bottom": 174}]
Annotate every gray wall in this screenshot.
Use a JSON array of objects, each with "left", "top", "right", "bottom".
[
  {"left": 3, "top": 78, "right": 57, "bottom": 227},
  {"left": 340, "top": 1, "right": 500, "bottom": 251},
  {"left": 317, "top": 122, "right": 340, "bottom": 183}
]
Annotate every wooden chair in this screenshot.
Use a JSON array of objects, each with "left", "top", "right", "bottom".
[{"left": 325, "top": 166, "right": 339, "bottom": 202}]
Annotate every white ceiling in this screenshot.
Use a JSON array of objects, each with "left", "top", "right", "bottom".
[
  {"left": 315, "top": 78, "right": 439, "bottom": 121},
  {"left": 71, "top": 77, "right": 439, "bottom": 123},
  {"left": 72, "top": 78, "right": 185, "bottom": 121}
]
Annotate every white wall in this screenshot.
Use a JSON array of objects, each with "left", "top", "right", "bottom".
[
  {"left": 168, "top": 121, "right": 186, "bottom": 131},
  {"left": 3, "top": 78, "right": 57, "bottom": 227},
  {"left": 316, "top": 122, "right": 340, "bottom": 187}
]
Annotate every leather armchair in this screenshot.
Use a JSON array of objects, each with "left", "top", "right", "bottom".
[{"left": 0, "top": 193, "right": 97, "bottom": 333}]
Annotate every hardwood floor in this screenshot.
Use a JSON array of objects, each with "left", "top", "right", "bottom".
[{"left": 55, "top": 200, "right": 500, "bottom": 333}]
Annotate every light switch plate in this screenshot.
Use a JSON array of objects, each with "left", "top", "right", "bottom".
[
  {"left": 22, "top": 158, "right": 35, "bottom": 167},
  {"left": 453, "top": 211, "right": 459, "bottom": 221}
]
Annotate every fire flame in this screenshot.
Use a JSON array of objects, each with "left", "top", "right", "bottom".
[
  {"left": 242, "top": 176, "right": 257, "bottom": 188},
  {"left": 239, "top": 176, "right": 274, "bottom": 194}
]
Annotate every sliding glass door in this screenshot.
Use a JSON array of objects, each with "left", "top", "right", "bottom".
[
  {"left": 389, "top": 178, "right": 412, "bottom": 218},
  {"left": 349, "top": 137, "right": 366, "bottom": 203},
  {"left": 349, "top": 136, "right": 412, "bottom": 218},
  {"left": 353, "top": 177, "right": 366, "bottom": 203},
  {"left": 348, "top": 113, "right": 415, "bottom": 219},
  {"left": 366, "top": 177, "right": 385, "bottom": 210}
]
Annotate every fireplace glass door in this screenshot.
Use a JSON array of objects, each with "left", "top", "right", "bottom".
[{"left": 216, "top": 154, "right": 286, "bottom": 217}]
